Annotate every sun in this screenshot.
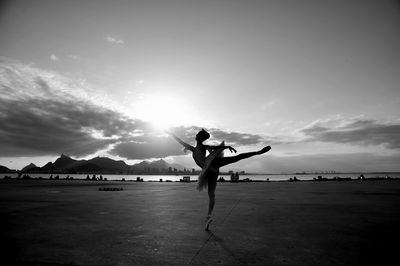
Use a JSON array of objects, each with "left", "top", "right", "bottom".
[{"left": 134, "top": 93, "right": 195, "bottom": 129}]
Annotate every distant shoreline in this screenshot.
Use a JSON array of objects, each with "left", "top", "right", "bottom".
[
  {"left": 2, "top": 171, "right": 400, "bottom": 176},
  {"left": 2, "top": 172, "right": 399, "bottom": 183}
]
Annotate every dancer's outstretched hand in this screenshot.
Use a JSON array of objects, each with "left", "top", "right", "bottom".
[{"left": 228, "top": 146, "right": 237, "bottom": 153}]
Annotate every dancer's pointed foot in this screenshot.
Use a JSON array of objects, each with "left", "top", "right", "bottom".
[
  {"left": 258, "top": 146, "right": 271, "bottom": 154},
  {"left": 205, "top": 216, "right": 213, "bottom": 231}
]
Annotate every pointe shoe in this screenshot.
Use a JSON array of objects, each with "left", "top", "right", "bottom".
[
  {"left": 205, "top": 216, "right": 213, "bottom": 231},
  {"left": 259, "top": 146, "right": 271, "bottom": 154}
]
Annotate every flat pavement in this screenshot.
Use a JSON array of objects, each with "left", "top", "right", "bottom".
[{"left": 1, "top": 179, "right": 400, "bottom": 266}]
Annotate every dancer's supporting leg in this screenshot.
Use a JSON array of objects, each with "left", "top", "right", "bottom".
[
  {"left": 213, "top": 146, "right": 271, "bottom": 168},
  {"left": 205, "top": 170, "right": 218, "bottom": 231}
]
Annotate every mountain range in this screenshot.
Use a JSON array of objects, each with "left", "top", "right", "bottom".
[{"left": 1, "top": 154, "right": 193, "bottom": 175}]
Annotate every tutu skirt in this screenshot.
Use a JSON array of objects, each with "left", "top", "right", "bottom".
[{"left": 196, "top": 141, "right": 225, "bottom": 191}]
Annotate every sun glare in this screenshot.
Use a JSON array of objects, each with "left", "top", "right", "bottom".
[{"left": 134, "top": 93, "right": 195, "bottom": 129}]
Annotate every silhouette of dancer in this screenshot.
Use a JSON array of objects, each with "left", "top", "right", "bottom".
[{"left": 168, "top": 129, "right": 271, "bottom": 230}]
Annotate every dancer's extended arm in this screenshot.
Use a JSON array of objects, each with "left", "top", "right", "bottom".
[
  {"left": 206, "top": 144, "right": 237, "bottom": 153},
  {"left": 167, "top": 131, "right": 194, "bottom": 152}
]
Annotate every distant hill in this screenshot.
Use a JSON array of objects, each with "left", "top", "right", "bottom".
[
  {"left": 41, "top": 161, "right": 54, "bottom": 172},
  {"left": 132, "top": 159, "right": 168, "bottom": 170},
  {"left": 19, "top": 154, "right": 190, "bottom": 175},
  {"left": 130, "top": 159, "right": 171, "bottom": 174},
  {"left": 88, "top": 157, "right": 129, "bottom": 173},
  {"left": 71, "top": 162, "right": 102, "bottom": 173},
  {"left": 21, "top": 163, "right": 39, "bottom": 172},
  {"left": 0, "top": 165, "right": 16, "bottom": 173},
  {"left": 30, "top": 154, "right": 81, "bottom": 173},
  {"left": 52, "top": 154, "right": 78, "bottom": 171}
]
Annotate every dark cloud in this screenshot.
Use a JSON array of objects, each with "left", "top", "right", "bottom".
[
  {"left": 110, "top": 136, "right": 184, "bottom": 160},
  {"left": 0, "top": 62, "right": 144, "bottom": 157},
  {"left": 169, "top": 126, "right": 273, "bottom": 146},
  {"left": 301, "top": 119, "right": 400, "bottom": 149},
  {"left": 0, "top": 92, "right": 137, "bottom": 157},
  {"left": 208, "top": 128, "right": 265, "bottom": 146}
]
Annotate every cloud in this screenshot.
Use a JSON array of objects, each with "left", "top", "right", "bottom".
[
  {"left": 106, "top": 36, "right": 124, "bottom": 45},
  {"left": 110, "top": 137, "right": 184, "bottom": 160},
  {"left": 67, "top": 54, "right": 81, "bottom": 60},
  {"left": 168, "top": 126, "right": 276, "bottom": 147},
  {"left": 50, "top": 54, "right": 59, "bottom": 61},
  {"left": 109, "top": 126, "right": 281, "bottom": 160},
  {"left": 248, "top": 153, "right": 400, "bottom": 173},
  {"left": 0, "top": 59, "right": 144, "bottom": 157},
  {"left": 301, "top": 118, "right": 400, "bottom": 149},
  {"left": 3, "top": 59, "right": 396, "bottom": 169},
  {"left": 0, "top": 58, "right": 277, "bottom": 160},
  {"left": 209, "top": 128, "right": 267, "bottom": 146}
]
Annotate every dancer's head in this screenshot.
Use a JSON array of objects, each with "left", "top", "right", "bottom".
[{"left": 195, "top": 129, "right": 210, "bottom": 143}]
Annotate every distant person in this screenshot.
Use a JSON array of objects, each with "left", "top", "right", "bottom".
[{"left": 168, "top": 129, "right": 271, "bottom": 230}]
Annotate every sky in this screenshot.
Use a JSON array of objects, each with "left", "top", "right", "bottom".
[{"left": 0, "top": 0, "right": 399, "bottom": 173}]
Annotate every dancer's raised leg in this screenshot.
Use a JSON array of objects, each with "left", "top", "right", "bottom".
[{"left": 213, "top": 146, "right": 271, "bottom": 168}]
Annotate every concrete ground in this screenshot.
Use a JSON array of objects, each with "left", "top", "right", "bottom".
[{"left": 1, "top": 179, "right": 400, "bottom": 266}]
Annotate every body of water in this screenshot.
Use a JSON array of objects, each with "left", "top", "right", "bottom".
[{"left": 2, "top": 172, "right": 399, "bottom": 182}]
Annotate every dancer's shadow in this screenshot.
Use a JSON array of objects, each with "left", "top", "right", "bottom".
[{"left": 207, "top": 230, "right": 244, "bottom": 265}]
